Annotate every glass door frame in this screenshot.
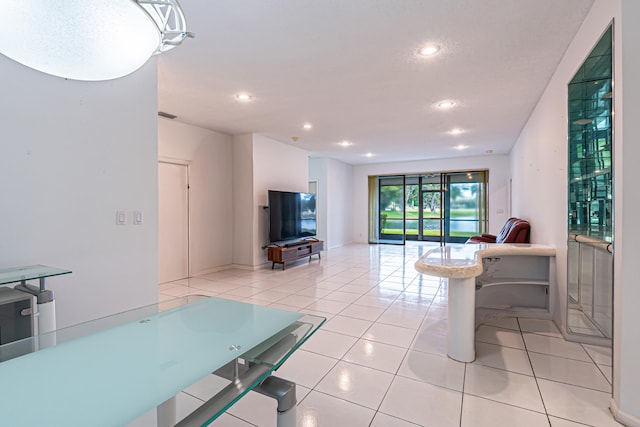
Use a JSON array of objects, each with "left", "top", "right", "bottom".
[
  {"left": 377, "top": 175, "right": 406, "bottom": 245},
  {"left": 417, "top": 174, "right": 444, "bottom": 244},
  {"left": 443, "top": 171, "right": 489, "bottom": 244},
  {"left": 372, "top": 171, "right": 487, "bottom": 245}
]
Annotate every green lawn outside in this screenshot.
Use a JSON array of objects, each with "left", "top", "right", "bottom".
[
  {"left": 381, "top": 229, "right": 474, "bottom": 237},
  {"left": 381, "top": 208, "right": 477, "bottom": 219},
  {"left": 380, "top": 208, "right": 480, "bottom": 237}
]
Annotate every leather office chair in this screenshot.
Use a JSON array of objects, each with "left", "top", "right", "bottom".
[{"left": 467, "top": 217, "right": 530, "bottom": 244}]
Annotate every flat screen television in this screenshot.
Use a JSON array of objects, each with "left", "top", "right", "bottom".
[{"left": 268, "top": 190, "right": 317, "bottom": 244}]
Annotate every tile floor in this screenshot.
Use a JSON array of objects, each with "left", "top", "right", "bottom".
[
  {"left": 567, "top": 308, "right": 608, "bottom": 338},
  {"left": 158, "top": 243, "right": 620, "bottom": 427}
]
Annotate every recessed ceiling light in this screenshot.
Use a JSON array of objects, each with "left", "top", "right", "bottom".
[
  {"left": 453, "top": 145, "right": 467, "bottom": 150},
  {"left": 449, "top": 128, "right": 464, "bottom": 135},
  {"left": 437, "top": 100, "right": 456, "bottom": 109},
  {"left": 418, "top": 44, "right": 441, "bottom": 56},
  {"left": 364, "top": 152, "right": 375, "bottom": 158},
  {"left": 339, "top": 140, "right": 352, "bottom": 147},
  {"left": 235, "top": 93, "right": 253, "bottom": 101},
  {"left": 303, "top": 123, "right": 313, "bottom": 130}
]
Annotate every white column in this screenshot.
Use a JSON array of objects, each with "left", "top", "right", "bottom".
[
  {"left": 37, "top": 300, "right": 57, "bottom": 334},
  {"left": 447, "top": 277, "right": 476, "bottom": 362},
  {"left": 277, "top": 406, "right": 297, "bottom": 427}
]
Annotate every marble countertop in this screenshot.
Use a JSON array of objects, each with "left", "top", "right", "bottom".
[{"left": 414, "top": 243, "right": 556, "bottom": 279}]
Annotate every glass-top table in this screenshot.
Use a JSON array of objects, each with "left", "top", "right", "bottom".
[
  {"left": 0, "top": 295, "right": 325, "bottom": 426},
  {"left": 0, "top": 264, "right": 72, "bottom": 335},
  {"left": 0, "top": 264, "right": 72, "bottom": 286}
]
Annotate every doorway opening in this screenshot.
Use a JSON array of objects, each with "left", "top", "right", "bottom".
[{"left": 158, "top": 160, "right": 190, "bottom": 284}]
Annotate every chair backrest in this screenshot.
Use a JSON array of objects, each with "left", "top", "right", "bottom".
[
  {"left": 495, "top": 217, "right": 519, "bottom": 242},
  {"left": 497, "top": 219, "right": 530, "bottom": 243}
]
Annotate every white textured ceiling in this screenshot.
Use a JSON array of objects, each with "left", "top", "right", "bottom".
[{"left": 158, "top": 0, "right": 594, "bottom": 165}]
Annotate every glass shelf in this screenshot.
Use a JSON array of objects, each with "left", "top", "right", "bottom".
[
  {"left": 0, "top": 265, "right": 71, "bottom": 286},
  {"left": 0, "top": 295, "right": 325, "bottom": 426},
  {"left": 567, "top": 26, "right": 613, "bottom": 241},
  {"left": 566, "top": 24, "right": 614, "bottom": 342}
]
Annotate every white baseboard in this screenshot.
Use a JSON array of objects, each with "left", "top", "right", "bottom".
[
  {"left": 229, "top": 263, "right": 270, "bottom": 271},
  {"left": 611, "top": 397, "right": 640, "bottom": 426},
  {"left": 190, "top": 264, "right": 235, "bottom": 276},
  {"left": 191, "top": 262, "right": 275, "bottom": 276}
]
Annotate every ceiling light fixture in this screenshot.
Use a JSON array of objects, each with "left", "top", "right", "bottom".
[
  {"left": 303, "top": 123, "right": 313, "bottom": 130},
  {"left": 418, "top": 44, "right": 441, "bottom": 57},
  {"left": 364, "top": 152, "right": 375, "bottom": 158},
  {"left": 235, "top": 93, "right": 253, "bottom": 102},
  {"left": 339, "top": 141, "right": 353, "bottom": 147},
  {"left": 0, "top": 0, "right": 194, "bottom": 81},
  {"left": 453, "top": 145, "right": 467, "bottom": 150},
  {"left": 449, "top": 128, "right": 464, "bottom": 135},
  {"left": 437, "top": 101, "right": 456, "bottom": 109}
]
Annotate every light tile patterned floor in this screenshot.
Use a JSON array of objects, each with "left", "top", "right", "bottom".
[{"left": 159, "top": 243, "right": 620, "bottom": 427}]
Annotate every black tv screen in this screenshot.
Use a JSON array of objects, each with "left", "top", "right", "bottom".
[{"left": 268, "top": 190, "right": 317, "bottom": 243}]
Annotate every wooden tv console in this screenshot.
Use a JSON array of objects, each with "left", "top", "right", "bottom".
[{"left": 267, "top": 240, "right": 323, "bottom": 270}]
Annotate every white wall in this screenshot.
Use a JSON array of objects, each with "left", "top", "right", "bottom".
[
  {"left": 615, "top": 0, "right": 640, "bottom": 423},
  {"left": 351, "top": 155, "right": 510, "bottom": 243},
  {"left": 309, "top": 158, "right": 328, "bottom": 243},
  {"left": 511, "top": 0, "right": 640, "bottom": 422},
  {"left": 230, "top": 134, "right": 309, "bottom": 268},
  {"left": 252, "top": 135, "right": 309, "bottom": 265},
  {"left": 232, "top": 134, "right": 254, "bottom": 266},
  {"left": 310, "top": 158, "right": 354, "bottom": 249},
  {"left": 0, "top": 57, "right": 159, "bottom": 328},
  {"left": 326, "top": 158, "right": 354, "bottom": 248},
  {"left": 158, "top": 119, "right": 233, "bottom": 275}
]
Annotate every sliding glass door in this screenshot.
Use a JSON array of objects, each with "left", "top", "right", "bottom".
[
  {"left": 444, "top": 171, "right": 488, "bottom": 243},
  {"left": 378, "top": 176, "right": 406, "bottom": 244},
  {"left": 420, "top": 174, "right": 443, "bottom": 242},
  {"left": 372, "top": 171, "right": 487, "bottom": 245}
]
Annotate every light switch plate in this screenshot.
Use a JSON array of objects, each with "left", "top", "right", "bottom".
[
  {"left": 134, "top": 211, "right": 143, "bottom": 225},
  {"left": 116, "top": 211, "right": 126, "bottom": 225}
]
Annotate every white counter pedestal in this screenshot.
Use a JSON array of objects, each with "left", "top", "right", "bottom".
[
  {"left": 415, "top": 244, "right": 555, "bottom": 363},
  {"left": 447, "top": 277, "right": 477, "bottom": 362}
]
